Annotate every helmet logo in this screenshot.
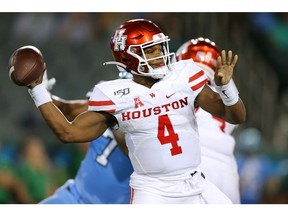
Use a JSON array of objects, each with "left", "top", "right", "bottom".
[
  {"left": 153, "top": 33, "right": 164, "bottom": 40},
  {"left": 113, "top": 29, "right": 127, "bottom": 51},
  {"left": 196, "top": 51, "right": 216, "bottom": 66}
]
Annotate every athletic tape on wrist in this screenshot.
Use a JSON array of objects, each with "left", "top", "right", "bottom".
[
  {"left": 214, "top": 79, "right": 239, "bottom": 106},
  {"left": 28, "top": 83, "right": 52, "bottom": 107}
]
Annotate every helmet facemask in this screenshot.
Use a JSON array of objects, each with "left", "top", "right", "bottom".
[{"left": 127, "top": 33, "right": 175, "bottom": 79}]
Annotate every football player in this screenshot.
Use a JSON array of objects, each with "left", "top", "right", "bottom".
[
  {"left": 23, "top": 19, "right": 246, "bottom": 204},
  {"left": 176, "top": 37, "right": 241, "bottom": 204}
]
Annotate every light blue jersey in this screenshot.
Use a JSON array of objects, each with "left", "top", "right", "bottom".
[{"left": 40, "top": 129, "right": 133, "bottom": 204}]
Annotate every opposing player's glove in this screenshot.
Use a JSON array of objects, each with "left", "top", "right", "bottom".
[
  {"left": 86, "top": 87, "right": 94, "bottom": 99},
  {"left": 43, "top": 70, "right": 56, "bottom": 91}
]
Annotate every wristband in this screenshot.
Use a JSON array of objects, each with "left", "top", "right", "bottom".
[
  {"left": 28, "top": 83, "right": 52, "bottom": 107},
  {"left": 214, "top": 79, "right": 239, "bottom": 106}
]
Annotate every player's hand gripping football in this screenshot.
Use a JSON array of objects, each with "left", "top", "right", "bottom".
[
  {"left": 214, "top": 50, "right": 238, "bottom": 86},
  {"left": 27, "top": 62, "right": 46, "bottom": 89}
]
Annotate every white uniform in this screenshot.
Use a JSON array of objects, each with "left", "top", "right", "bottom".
[
  {"left": 88, "top": 59, "right": 232, "bottom": 204},
  {"left": 196, "top": 104, "right": 240, "bottom": 204}
]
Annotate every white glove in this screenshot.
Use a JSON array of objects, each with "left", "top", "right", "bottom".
[
  {"left": 86, "top": 87, "right": 94, "bottom": 99},
  {"left": 43, "top": 70, "right": 56, "bottom": 91}
]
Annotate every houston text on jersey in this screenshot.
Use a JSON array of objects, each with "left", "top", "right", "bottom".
[{"left": 121, "top": 97, "right": 188, "bottom": 121}]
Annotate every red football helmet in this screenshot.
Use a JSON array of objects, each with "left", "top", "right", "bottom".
[
  {"left": 176, "top": 37, "right": 220, "bottom": 82},
  {"left": 106, "top": 19, "right": 175, "bottom": 79}
]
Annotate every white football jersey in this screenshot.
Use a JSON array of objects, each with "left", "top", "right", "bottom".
[
  {"left": 195, "top": 108, "right": 237, "bottom": 160},
  {"left": 88, "top": 59, "right": 208, "bottom": 177},
  {"left": 196, "top": 106, "right": 240, "bottom": 203}
]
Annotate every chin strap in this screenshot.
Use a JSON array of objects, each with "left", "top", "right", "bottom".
[{"left": 103, "top": 61, "right": 130, "bottom": 71}]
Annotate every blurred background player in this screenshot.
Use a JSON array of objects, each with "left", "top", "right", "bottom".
[
  {"left": 176, "top": 37, "right": 241, "bottom": 204},
  {"left": 39, "top": 72, "right": 133, "bottom": 204}
]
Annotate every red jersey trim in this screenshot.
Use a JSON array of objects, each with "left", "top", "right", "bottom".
[
  {"left": 88, "top": 100, "right": 115, "bottom": 106},
  {"left": 130, "top": 187, "right": 134, "bottom": 204},
  {"left": 103, "top": 109, "right": 116, "bottom": 113},
  {"left": 191, "top": 78, "right": 208, "bottom": 91},
  {"left": 188, "top": 70, "right": 205, "bottom": 82},
  {"left": 88, "top": 100, "right": 115, "bottom": 113}
]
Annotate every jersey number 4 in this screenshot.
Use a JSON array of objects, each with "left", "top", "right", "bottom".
[{"left": 157, "top": 114, "right": 182, "bottom": 156}]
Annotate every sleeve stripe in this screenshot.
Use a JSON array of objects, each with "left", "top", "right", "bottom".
[
  {"left": 191, "top": 78, "right": 208, "bottom": 91},
  {"left": 88, "top": 100, "right": 116, "bottom": 114},
  {"left": 99, "top": 109, "right": 116, "bottom": 113},
  {"left": 88, "top": 100, "right": 115, "bottom": 106},
  {"left": 188, "top": 70, "right": 208, "bottom": 91},
  {"left": 188, "top": 70, "right": 205, "bottom": 83}
]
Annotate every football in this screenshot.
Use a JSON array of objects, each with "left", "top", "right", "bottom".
[{"left": 8, "top": 45, "right": 45, "bottom": 86}]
